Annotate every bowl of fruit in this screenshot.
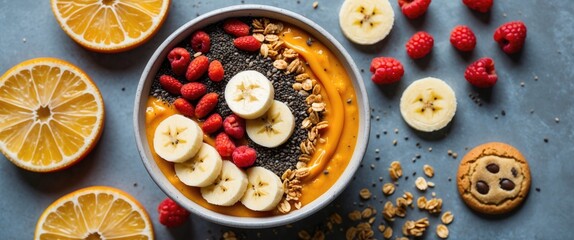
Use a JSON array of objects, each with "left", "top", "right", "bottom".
[{"left": 133, "top": 4, "right": 370, "bottom": 228}]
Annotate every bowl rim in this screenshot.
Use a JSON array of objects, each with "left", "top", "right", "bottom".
[{"left": 133, "top": 4, "right": 370, "bottom": 228}]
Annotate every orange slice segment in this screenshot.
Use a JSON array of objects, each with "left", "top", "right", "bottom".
[
  {"left": 0, "top": 58, "right": 105, "bottom": 172},
  {"left": 50, "top": 0, "right": 171, "bottom": 53},
  {"left": 35, "top": 186, "right": 154, "bottom": 240}
]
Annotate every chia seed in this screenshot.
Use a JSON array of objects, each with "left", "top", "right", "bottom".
[{"left": 150, "top": 18, "right": 308, "bottom": 176}]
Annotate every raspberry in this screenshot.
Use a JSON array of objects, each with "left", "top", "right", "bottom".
[
  {"left": 195, "top": 92, "right": 219, "bottom": 119},
  {"left": 464, "top": 57, "right": 497, "bottom": 88},
  {"left": 167, "top": 47, "right": 191, "bottom": 75},
  {"left": 233, "top": 36, "right": 261, "bottom": 52},
  {"left": 208, "top": 60, "right": 224, "bottom": 82},
  {"left": 398, "top": 0, "right": 432, "bottom": 19},
  {"left": 158, "top": 198, "right": 189, "bottom": 228},
  {"left": 180, "top": 82, "right": 207, "bottom": 101},
  {"left": 159, "top": 75, "right": 183, "bottom": 95},
  {"left": 223, "top": 114, "right": 245, "bottom": 139},
  {"left": 493, "top": 21, "right": 527, "bottom": 54},
  {"left": 369, "top": 57, "right": 404, "bottom": 85},
  {"left": 406, "top": 31, "right": 434, "bottom": 59},
  {"left": 185, "top": 56, "right": 209, "bottom": 82},
  {"left": 190, "top": 31, "right": 211, "bottom": 53},
  {"left": 223, "top": 19, "right": 250, "bottom": 37},
  {"left": 173, "top": 98, "right": 195, "bottom": 118},
  {"left": 462, "top": 0, "right": 493, "bottom": 13},
  {"left": 450, "top": 25, "right": 477, "bottom": 52},
  {"left": 232, "top": 146, "right": 257, "bottom": 168},
  {"left": 215, "top": 132, "right": 236, "bottom": 157},
  {"left": 202, "top": 113, "right": 223, "bottom": 134}
]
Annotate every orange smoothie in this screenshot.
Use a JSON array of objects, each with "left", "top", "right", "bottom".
[{"left": 145, "top": 21, "right": 359, "bottom": 217}]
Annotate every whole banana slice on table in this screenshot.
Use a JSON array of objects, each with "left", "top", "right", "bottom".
[
  {"left": 153, "top": 114, "right": 203, "bottom": 163},
  {"left": 339, "top": 0, "right": 395, "bottom": 45},
  {"left": 400, "top": 77, "right": 457, "bottom": 132},
  {"left": 241, "top": 167, "right": 284, "bottom": 211},
  {"left": 201, "top": 161, "right": 248, "bottom": 206},
  {"left": 225, "top": 70, "right": 274, "bottom": 119},
  {"left": 246, "top": 100, "right": 295, "bottom": 148},
  {"left": 175, "top": 143, "right": 223, "bottom": 187}
]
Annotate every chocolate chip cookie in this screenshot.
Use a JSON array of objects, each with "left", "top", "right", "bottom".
[{"left": 457, "top": 142, "right": 531, "bottom": 214}]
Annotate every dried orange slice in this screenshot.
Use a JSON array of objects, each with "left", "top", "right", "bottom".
[
  {"left": 0, "top": 58, "right": 104, "bottom": 172},
  {"left": 35, "top": 186, "right": 154, "bottom": 240},
  {"left": 50, "top": 0, "right": 171, "bottom": 53}
]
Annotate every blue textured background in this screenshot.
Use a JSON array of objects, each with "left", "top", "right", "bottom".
[{"left": 1, "top": 0, "right": 573, "bottom": 239}]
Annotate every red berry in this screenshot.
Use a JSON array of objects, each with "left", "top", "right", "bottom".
[
  {"left": 406, "top": 31, "right": 434, "bottom": 59},
  {"left": 450, "top": 25, "right": 477, "bottom": 52},
  {"left": 464, "top": 57, "right": 497, "bottom": 88},
  {"left": 223, "top": 114, "right": 245, "bottom": 139},
  {"left": 215, "top": 132, "right": 236, "bottom": 157},
  {"left": 173, "top": 98, "right": 195, "bottom": 118},
  {"left": 158, "top": 198, "right": 189, "bottom": 228},
  {"left": 180, "top": 82, "right": 207, "bottom": 101},
  {"left": 190, "top": 31, "right": 211, "bottom": 53},
  {"left": 369, "top": 57, "right": 404, "bottom": 84},
  {"left": 202, "top": 113, "right": 223, "bottom": 134},
  {"left": 195, "top": 92, "right": 219, "bottom": 119},
  {"left": 185, "top": 56, "right": 209, "bottom": 82},
  {"left": 167, "top": 47, "right": 191, "bottom": 75},
  {"left": 398, "top": 0, "right": 432, "bottom": 19},
  {"left": 223, "top": 19, "right": 250, "bottom": 37},
  {"left": 232, "top": 146, "right": 257, "bottom": 168},
  {"left": 462, "top": 0, "right": 493, "bottom": 13},
  {"left": 233, "top": 36, "right": 261, "bottom": 52},
  {"left": 493, "top": 21, "right": 527, "bottom": 54},
  {"left": 159, "top": 75, "right": 183, "bottom": 95},
  {"left": 208, "top": 60, "right": 224, "bottom": 82}
]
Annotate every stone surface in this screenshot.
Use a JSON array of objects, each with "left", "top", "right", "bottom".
[{"left": 1, "top": 0, "right": 573, "bottom": 239}]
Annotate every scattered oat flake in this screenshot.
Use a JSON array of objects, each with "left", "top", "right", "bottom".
[
  {"left": 423, "top": 164, "right": 434, "bottom": 178},
  {"left": 441, "top": 211, "right": 454, "bottom": 225},
  {"left": 383, "top": 226, "right": 393, "bottom": 239},
  {"left": 415, "top": 177, "right": 428, "bottom": 191},
  {"left": 359, "top": 188, "right": 371, "bottom": 200},
  {"left": 382, "top": 183, "right": 395, "bottom": 196},
  {"left": 437, "top": 224, "right": 449, "bottom": 239}
]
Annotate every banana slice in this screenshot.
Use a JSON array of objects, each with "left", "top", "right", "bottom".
[
  {"left": 225, "top": 70, "right": 274, "bottom": 119},
  {"left": 153, "top": 114, "right": 203, "bottom": 163},
  {"left": 241, "top": 167, "right": 284, "bottom": 211},
  {"left": 339, "top": 0, "right": 395, "bottom": 45},
  {"left": 174, "top": 143, "right": 223, "bottom": 187},
  {"left": 246, "top": 100, "right": 295, "bottom": 148},
  {"left": 200, "top": 161, "right": 248, "bottom": 206},
  {"left": 400, "top": 77, "right": 457, "bottom": 132}
]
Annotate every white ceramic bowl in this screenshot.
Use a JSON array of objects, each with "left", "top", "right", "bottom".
[{"left": 133, "top": 4, "right": 370, "bottom": 228}]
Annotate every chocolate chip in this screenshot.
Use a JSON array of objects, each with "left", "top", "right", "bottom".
[
  {"left": 500, "top": 179, "right": 515, "bottom": 191},
  {"left": 476, "top": 181, "right": 489, "bottom": 194},
  {"left": 511, "top": 167, "right": 518, "bottom": 177},
  {"left": 486, "top": 163, "right": 499, "bottom": 173}
]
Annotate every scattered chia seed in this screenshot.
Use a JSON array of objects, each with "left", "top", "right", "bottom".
[
  {"left": 121, "top": 87, "right": 125, "bottom": 91},
  {"left": 150, "top": 19, "right": 309, "bottom": 176},
  {"left": 544, "top": 138, "right": 549, "bottom": 143},
  {"left": 375, "top": 156, "right": 380, "bottom": 161},
  {"left": 306, "top": 37, "right": 314, "bottom": 46},
  {"left": 520, "top": 82, "right": 525, "bottom": 87},
  {"left": 376, "top": 134, "right": 380, "bottom": 139},
  {"left": 555, "top": 117, "right": 560, "bottom": 123},
  {"left": 370, "top": 164, "right": 375, "bottom": 169},
  {"left": 416, "top": 154, "right": 421, "bottom": 159},
  {"left": 379, "top": 177, "right": 383, "bottom": 181},
  {"left": 405, "top": 176, "right": 409, "bottom": 181},
  {"left": 404, "top": 137, "right": 409, "bottom": 141},
  {"left": 412, "top": 172, "right": 416, "bottom": 176},
  {"left": 383, "top": 130, "right": 388, "bottom": 135},
  {"left": 448, "top": 178, "right": 452, "bottom": 182},
  {"left": 501, "top": 110, "right": 506, "bottom": 116},
  {"left": 375, "top": 148, "right": 380, "bottom": 154},
  {"left": 392, "top": 139, "right": 397, "bottom": 146},
  {"left": 394, "top": 128, "right": 399, "bottom": 134},
  {"left": 428, "top": 147, "right": 432, "bottom": 152},
  {"left": 535, "top": 187, "right": 540, "bottom": 192}
]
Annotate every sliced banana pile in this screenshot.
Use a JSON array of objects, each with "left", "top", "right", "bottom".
[
  {"left": 339, "top": 0, "right": 395, "bottom": 45},
  {"left": 153, "top": 114, "right": 203, "bottom": 163},
  {"left": 226, "top": 71, "right": 296, "bottom": 148},
  {"left": 400, "top": 77, "right": 457, "bottom": 132}
]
